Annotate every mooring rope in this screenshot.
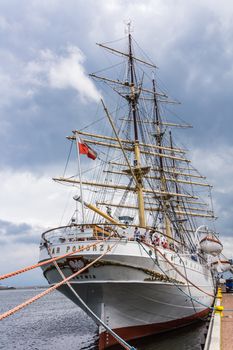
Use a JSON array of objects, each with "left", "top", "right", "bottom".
[
  {"left": 0, "top": 236, "right": 111, "bottom": 281},
  {"left": 141, "top": 241, "right": 215, "bottom": 298},
  {"left": 47, "top": 239, "right": 136, "bottom": 350},
  {"left": 141, "top": 241, "right": 233, "bottom": 314},
  {"left": 138, "top": 241, "right": 216, "bottom": 311},
  {"left": 0, "top": 244, "right": 114, "bottom": 321}
]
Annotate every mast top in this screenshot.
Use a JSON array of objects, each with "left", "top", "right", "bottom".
[{"left": 125, "top": 20, "right": 133, "bottom": 35}]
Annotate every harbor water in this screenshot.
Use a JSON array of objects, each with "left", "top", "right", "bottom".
[{"left": 0, "top": 289, "right": 207, "bottom": 350}]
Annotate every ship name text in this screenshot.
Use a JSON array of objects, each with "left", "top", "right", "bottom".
[{"left": 51, "top": 244, "right": 111, "bottom": 255}]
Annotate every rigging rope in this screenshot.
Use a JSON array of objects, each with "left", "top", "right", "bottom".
[
  {"left": 138, "top": 240, "right": 215, "bottom": 311},
  {"left": 140, "top": 241, "right": 233, "bottom": 312},
  {"left": 142, "top": 241, "right": 215, "bottom": 298},
  {"left": 63, "top": 140, "right": 74, "bottom": 177}
]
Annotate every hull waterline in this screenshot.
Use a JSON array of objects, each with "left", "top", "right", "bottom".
[{"left": 98, "top": 307, "right": 210, "bottom": 349}]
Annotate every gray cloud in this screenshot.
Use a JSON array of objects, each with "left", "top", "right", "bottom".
[
  {"left": 0, "top": 219, "right": 43, "bottom": 244},
  {"left": 214, "top": 193, "right": 233, "bottom": 236},
  {"left": 0, "top": 0, "right": 232, "bottom": 174},
  {"left": 0, "top": 220, "right": 31, "bottom": 235}
]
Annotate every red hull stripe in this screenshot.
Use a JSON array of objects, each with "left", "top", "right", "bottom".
[{"left": 99, "top": 308, "right": 210, "bottom": 349}]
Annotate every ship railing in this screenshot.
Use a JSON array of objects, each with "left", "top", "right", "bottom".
[
  {"left": 40, "top": 223, "right": 185, "bottom": 256},
  {"left": 40, "top": 223, "right": 136, "bottom": 245}
]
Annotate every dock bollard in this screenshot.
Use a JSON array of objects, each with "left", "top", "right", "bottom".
[
  {"left": 214, "top": 305, "right": 224, "bottom": 317},
  {"left": 215, "top": 287, "right": 224, "bottom": 317},
  {"left": 217, "top": 287, "right": 222, "bottom": 299}
]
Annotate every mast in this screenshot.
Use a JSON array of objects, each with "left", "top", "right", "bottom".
[
  {"left": 128, "top": 31, "right": 146, "bottom": 227},
  {"left": 75, "top": 132, "right": 85, "bottom": 223},
  {"left": 152, "top": 78, "right": 172, "bottom": 239},
  {"left": 66, "top": 31, "right": 214, "bottom": 236},
  {"left": 128, "top": 32, "right": 138, "bottom": 142},
  {"left": 169, "top": 130, "right": 185, "bottom": 247},
  {"left": 169, "top": 131, "right": 180, "bottom": 204}
]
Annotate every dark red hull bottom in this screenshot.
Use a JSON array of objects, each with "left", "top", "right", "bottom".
[{"left": 99, "top": 308, "right": 210, "bottom": 349}]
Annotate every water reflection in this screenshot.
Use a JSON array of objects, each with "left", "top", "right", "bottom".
[{"left": 132, "top": 322, "right": 207, "bottom": 350}]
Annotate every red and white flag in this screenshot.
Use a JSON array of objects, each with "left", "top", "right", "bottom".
[{"left": 78, "top": 139, "right": 97, "bottom": 160}]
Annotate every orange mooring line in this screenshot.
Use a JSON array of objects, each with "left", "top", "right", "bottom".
[
  {"left": 0, "top": 242, "right": 117, "bottom": 321},
  {"left": 0, "top": 236, "right": 112, "bottom": 281}
]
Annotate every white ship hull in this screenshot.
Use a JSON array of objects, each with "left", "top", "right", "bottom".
[{"left": 39, "top": 239, "right": 215, "bottom": 349}]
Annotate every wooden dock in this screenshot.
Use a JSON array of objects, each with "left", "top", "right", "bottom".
[
  {"left": 221, "top": 292, "right": 233, "bottom": 349},
  {"left": 204, "top": 288, "right": 233, "bottom": 350}
]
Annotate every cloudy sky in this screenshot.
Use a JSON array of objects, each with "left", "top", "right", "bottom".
[{"left": 1, "top": 0, "right": 233, "bottom": 286}]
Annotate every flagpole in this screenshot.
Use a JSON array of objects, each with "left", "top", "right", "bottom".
[{"left": 75, "top": 131, "right": 85, "bottom": 223}]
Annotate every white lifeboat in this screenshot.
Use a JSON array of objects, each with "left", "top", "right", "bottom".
[
  {"left": 212, "top": 260, "right": 231, "bottom": 272},
  {"left": 199, "top": 234, "right": 223, "bottom": 256}
]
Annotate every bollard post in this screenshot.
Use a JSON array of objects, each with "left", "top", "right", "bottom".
[{"left": 214, "top": 305, "right": 224, "bottom": 318}]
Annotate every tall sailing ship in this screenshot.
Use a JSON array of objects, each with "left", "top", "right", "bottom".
[{"left": 39, "top": 31, "right": 225, "bottom": 349}]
